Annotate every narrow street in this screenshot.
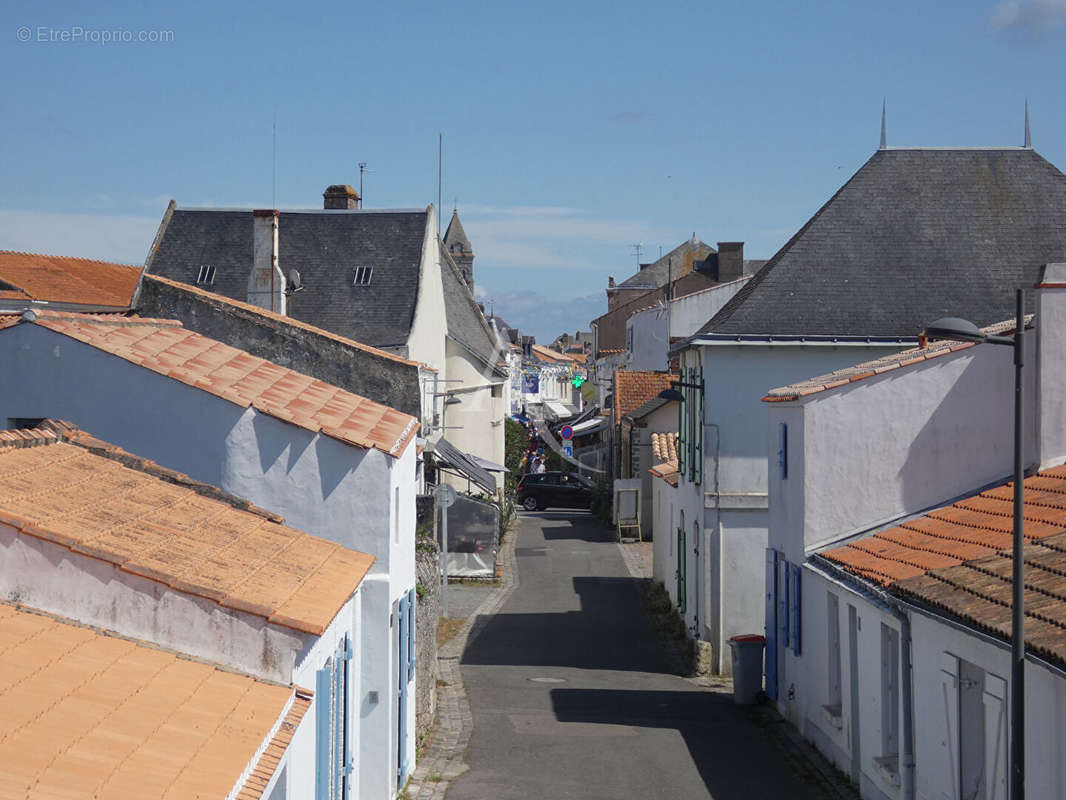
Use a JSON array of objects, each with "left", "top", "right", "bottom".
[{"left": 445, "top": 511, "right": 828, "bottom": 800}]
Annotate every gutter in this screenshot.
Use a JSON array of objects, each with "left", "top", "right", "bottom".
[
  {"left": 671, "top": 334, "right": 917, "bottom": 353},
  {"left": 808, "top": 557, "right": 915, "bottom": 800}
]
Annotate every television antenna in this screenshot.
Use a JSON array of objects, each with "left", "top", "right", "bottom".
[
  {"left": 630, "top": 242, "right": 644, "bottom": 266},
  {"left": 358, "top": 162, "right": 375, "bottom": 206}
]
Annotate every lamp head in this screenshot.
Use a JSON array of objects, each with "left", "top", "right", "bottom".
[
  {"left": 657, "top": 388, "right": 684, "bottom": 402},
  {"left": 923, "top": 317, "right": 986, "bottom": 344}
]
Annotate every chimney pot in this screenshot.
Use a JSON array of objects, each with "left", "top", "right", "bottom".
[{"left": 323, "top": 184, "right": 361, "bottom": 210}]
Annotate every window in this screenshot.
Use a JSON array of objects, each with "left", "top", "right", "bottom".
[
  {"left": 196, "top": 264, "right": 216, "bottom": 285},
  {"left": 676, "top": 510, "right": 686, "bottom": 613},
  {"left": 353, "top": 266, "right": 373, "bottom": 286},
  {"left": 316, "top": 635, "right": 352, "bottom": 800},
  {"left": 940, "top": 654, "right": 1006, "bottom": 800}
]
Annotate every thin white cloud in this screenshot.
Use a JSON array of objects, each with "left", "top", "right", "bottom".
[
  {"left": 988, "top": 0, "right": 1066, "bottom": 35},
  {"left": 0, "top": 209, "right": 159, "bottom": 264}
]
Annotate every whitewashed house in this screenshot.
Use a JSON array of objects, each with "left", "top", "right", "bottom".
[
  {"left": 145, "top": 194, "right": 507, "bottom": 492},
  {"left": 0, "top": 311, "right": 422, "bottom": 797},
  {"left": 625, "top": 274, "right": 755, "bottom": 371},
  {"left": 668, "top": 141, "right": 1066, "bottom": 674},
  {"left": 761, "top": 265, "right": 1066, "bottom": 800},
  {"left": 0, "top": 422, "right": 380, "bottom": 799}
]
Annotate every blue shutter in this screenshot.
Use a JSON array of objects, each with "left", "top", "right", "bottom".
[
  {"left": 779, "top": 423, "right": 788, "bottom": 479},
  {"left": 778, "top": 558, "right": 790, "bottom": 651},
  {"left": 315, "top": 665, "right": 332, "bottom": 800},
  {"left": 765, "top": 549, "right": 778, "bottom": 701},
  {"left": 406, "top": 588, "right": 417, "bottom": 681},
  {"left": 789, "top": 563, "right": 802, "bottom": 656},
  {"left": 338, "top": 635, "right": 353, "bottom": 798}
]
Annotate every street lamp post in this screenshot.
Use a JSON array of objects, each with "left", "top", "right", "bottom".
[{"left": 923, "top": 288, "right": 1026, "bottom": 800}]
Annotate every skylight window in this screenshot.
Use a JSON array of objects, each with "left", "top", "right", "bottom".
[
  {"left": 196, "top": 265, "right": 216, "bottom": 285},
  {"left": 353, "top": 266, "right": 373, "bottom": 286}
]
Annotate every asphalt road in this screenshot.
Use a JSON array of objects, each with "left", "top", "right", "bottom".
[{"left": 445, "top": 511, "right": 827, "bottom": 800}]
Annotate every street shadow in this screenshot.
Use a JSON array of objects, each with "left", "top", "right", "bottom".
[
  {"left": 550, "top": 688, "right": 823, "bottom": 798},
  {"left": 461, "top": 576, "right": 669, "bottom": 673}
]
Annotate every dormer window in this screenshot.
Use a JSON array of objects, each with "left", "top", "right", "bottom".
[
  {"left": 353, "top": 266, "right": 373, "bottom": 286},
  {"left": 196, "top": 265, "right": 216, "bottom": 285}
]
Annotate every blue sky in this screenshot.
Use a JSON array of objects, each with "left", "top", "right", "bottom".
[{"left": 2, "top": 0, "right": 1065, "bottom": 342}]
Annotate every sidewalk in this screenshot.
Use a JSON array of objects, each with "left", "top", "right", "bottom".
[{"left": 403, "top": 536, "right": 520, "bottom": 800}]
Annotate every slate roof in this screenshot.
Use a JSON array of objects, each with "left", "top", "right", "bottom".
[
  {"left": 820, "top": 465, "right": 1066, "bottom": 668},
  {"left": 443, "top": 210, "right": 473, "bottom": 255},
  {"left": 0, "top": 601, "right": 308, "bottom": 799},
  {"left": 699, "top": 148, "right": 1066, "bottom": 338},
  {"left": 763, "top": 317, "right": 1026, "bottom": 401},
  {"left": 8, "top": 310, "right": 420, "bottom": 457},
  {"left": 439, "top": 244, "right": 507, "bottom": 376},
  {"left": 141, "top": 273, "right": 426, "bottom": 368},
  {"left": 616, "top": 238, "right": 714, "bottom": 290},
  {"left": 0, "top": 250, "right": 140, "bottom": 308},
  {"left": 614, "top": 371, "right": 677, "bottom": 425},
  {"left": 147, "top": 206, "right": 431, "bottom": 349},
  {"left": 0, "top": 424, "right": 374, "bottom": 635}
]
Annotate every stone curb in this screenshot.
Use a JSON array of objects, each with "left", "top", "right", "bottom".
[{"left": 403, "top": 527, "right": 520, "bottom": 799}]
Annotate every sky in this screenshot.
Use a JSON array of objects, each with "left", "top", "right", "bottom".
[{"left": 2, "top": 0, "right": 1066, "bottom": 342}]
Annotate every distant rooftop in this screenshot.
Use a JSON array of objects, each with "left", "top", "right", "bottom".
[{"left": 0, "top": 250, "right": 140, "bottom": 308}]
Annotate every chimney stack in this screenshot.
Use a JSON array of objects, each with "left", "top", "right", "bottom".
[
  {"left": 716, "top": 242, "right": 745, "bottom": 283},
  {"left": 323, "top": 184, "right": 360, "bottom": 210},
  {"left": 249, "top": 210, "right": 285, "bottom": 315}
]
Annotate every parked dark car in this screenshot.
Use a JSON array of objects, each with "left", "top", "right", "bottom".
[{"left": 516, "top": 471, "right": 593, "bottom": 511}]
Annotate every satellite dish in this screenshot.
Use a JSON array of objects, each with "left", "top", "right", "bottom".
[{"left": 287, "top": 269, "right": 303, "bottom": 292}]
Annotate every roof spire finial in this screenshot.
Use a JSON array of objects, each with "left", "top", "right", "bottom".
[
  {"left": 1024, "top": 98, "right": 1032, "bottom": 149},
  {"left": 879, "top": 98, "right": 887, "bottom": 150}
]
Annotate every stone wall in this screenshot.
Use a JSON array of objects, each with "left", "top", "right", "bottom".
[
  {"left": 415, "top": 494, "right": 440, "bottom": 741},
  {"left": 136, "top": 275, "right": 422, "bottom": 416}
]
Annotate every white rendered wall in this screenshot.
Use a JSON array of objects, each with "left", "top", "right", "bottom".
[
  {"left": 406, "top": 207, "right": 447, "bottom": 372},
  {"left": 443, "top": 338, "right": 505, "bottom": 490},
  {"left": 0, "top": 522, "right": 309, "bottom": 683},
  {"left": 668, "top": 342, "right": 903, "bottom": 673},
  {"left": 651, "top": 477, "right": 676, "bottom": 597},
  {"left": 785, "top": 567, "right": 1066, "bottom": 800},
  {"left": 769, "top": 344, "right": 1034, "bottom": 557},
  {"left": 626, "top": 307, "right": 669, "bottom": 371},
  {"left": 1036, "top": 285, "right": 1066, "bottom": 469},
  {"left": 669, "top": 278, "right": 749, "bottom": 338}
]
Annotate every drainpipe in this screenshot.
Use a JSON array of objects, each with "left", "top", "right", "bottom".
[{"left": 814, "top": 557, "right": 915, "bottom": 800}]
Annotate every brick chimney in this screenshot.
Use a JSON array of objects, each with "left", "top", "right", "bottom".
[
  {"left": 323, "top": 184, "right": 360, "bottom": 210},
  {"left": 249, "top": 210, "right": 285, "bottom": 314},
  {"left": 716, "top": 242, "right": 745, "bottom": 283}
]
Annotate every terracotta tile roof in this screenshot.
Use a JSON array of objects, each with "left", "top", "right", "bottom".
[
  {"left": 0, "top": 250, "right": 141, "bottom": 307},
  {"left": 0, "top": 426, "right": 374, "bottom": 635},
  {"left": 613, "top": 370, "right": 677, "bottom": 424},
  {"left": 142, "top": 274, "right": 432, "bottom": 370},
  {"left": 11, "top": 309, "right": 420, "bottom": 457},
  {"left": 597, "top": 348, "right": 625, "bottom": 355},
  {"left": 0, "top": 602, "right": 305, "bottom": 799},
  {"left": 821, "top": 464, "right": 1066, "bottom": 667},
  {"left": 531, "top": 344, "right": 577, "bottom": 362},
  {"left": 235, "top": 692, "right": 312, "bottom": 799},
  {"left": 649, "top": 459, "right": 679, "bottom": 487},
  {"left": 764, "top": 317, "right": 1026, "bottom": 402},
  {"left": 651, "top": 432, "right": 678, "bottom": 462}
]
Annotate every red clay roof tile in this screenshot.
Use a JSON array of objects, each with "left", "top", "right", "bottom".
[
  {"left": 0, "top": 602, "right": 304, "bottom": 800},
  {"left": 614, "top": 370, "right": 677, "bottom": 425},
  {"left": 0, "top": 250, "right": 141, "bottom": 307},
  {"left": 7, "top": 310, "right": 419, "bottom": 457},
  {"left": 822, "top": 466, "right": 1066, "bottom": 667},
  {"left": 0, "top": 430, "right": 374, "bottom": 635}
]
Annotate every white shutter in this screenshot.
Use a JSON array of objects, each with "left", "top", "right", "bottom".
[
  {"left": 983, "top": 673, "right": 1007, "bottom": 800},
  {"left": 936, "top": 652, "right": 960, "bottom": 800}
]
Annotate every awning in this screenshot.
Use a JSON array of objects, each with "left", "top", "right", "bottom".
[
  {"left": 570, "top": 418, "right": 607, "bottom": 436},
  {"left": 427, "top": 437, "right": 497, "bottom": 494},
  {"left": 470, "top": 455, "right": 509, "bottom": 473},
  {"left": 543, "top": 400, "right": 575, "bottom": 421}
]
